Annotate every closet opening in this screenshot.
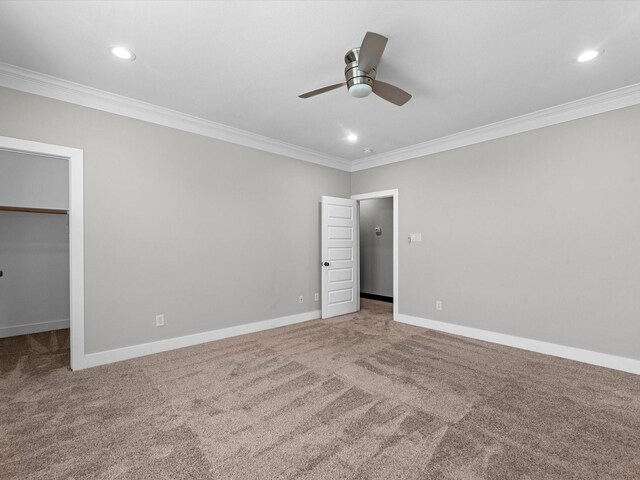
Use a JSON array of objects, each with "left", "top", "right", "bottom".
[
  {"left": 0, "top": 136, "right": 84, "bottom": 370},
  {"left": 0, "top": 150, "right": 70, "bottom": 366}
]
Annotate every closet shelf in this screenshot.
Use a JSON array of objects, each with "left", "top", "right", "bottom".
[{"left": 0, "top": 205, "right": 68, "bottom": 215}]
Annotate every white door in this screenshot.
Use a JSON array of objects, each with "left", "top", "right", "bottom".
[{"left": 321, "top": 196, "right": 359, "bottom": 319}]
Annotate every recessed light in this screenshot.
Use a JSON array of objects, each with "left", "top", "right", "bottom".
[
  {"left": 110, "top": 45, "right": 136, "bottom": 61},
  {"left": 576, "top": 49, "right": 602, "bottom": 63},
  {"left": 347, "top": 133, "right": 358, "bottom": 142}
]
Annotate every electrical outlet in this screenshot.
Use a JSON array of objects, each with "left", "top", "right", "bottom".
[
  {"left": 155, "top": 314, "right": 165, "bottom": 327},
  {"left": 298, "top": 295, "right": 304, "bottom": 304},
  {"left": 314, "top": 293, "right": 319, "bottom": 301},
  {"left": 435, "top": 301, "right": 443, "bottom": 311}
]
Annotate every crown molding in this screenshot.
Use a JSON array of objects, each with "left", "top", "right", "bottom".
[
  {"left": 351, "top": 82, "right": 640, "bottom": 172},
  {"left": 3, "top": 61, "right": 640, "bottom": 174},
  {"left": 0, "top": 62, "right": 352, "bottom": 172}
]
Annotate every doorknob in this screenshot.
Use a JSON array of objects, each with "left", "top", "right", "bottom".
[{"left": 323, "top": 262, "right": 330, "bottom": 266}]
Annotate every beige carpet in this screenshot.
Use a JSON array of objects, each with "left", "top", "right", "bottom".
[{"left": 1, "top": 299, "right": 639, "bottom": 479}]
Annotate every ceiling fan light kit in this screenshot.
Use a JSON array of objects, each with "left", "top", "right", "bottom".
[
  {"left": 349, "top": 83, "right": 373, "bottom": 98},
  {"left": 299, "top": 31, "right": 412, "bottom": 106},
  {"left": 345, "top": 47, "right": 375, "bottom": 98}
]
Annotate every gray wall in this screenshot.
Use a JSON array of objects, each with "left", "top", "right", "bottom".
[
  {"left": 0, "top": 87, "right": 350, "bottom": 354},
  {"left": 352, "top": 104, "right": 640, "bottom": 361},
  {"left": 2, "top": 85, "right": 638, "bottom": 362},
  {"left": 359, "top": 198, "right": 393, "bottom": 297},
  {"left": 0, "top": 150, "right": 69, "bottom": 209},
  {"left": 0, "top": 212, "right": 69, "bottom": 335}
]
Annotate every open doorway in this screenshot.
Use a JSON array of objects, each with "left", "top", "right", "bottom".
[
  {"left": 358, "top": 197, "right": 393, "bottom": 304},
  {"left": 320, "top": 190, "right": 398, "bottom": 321},
  {"left": 0, "top": 150, "right": 70, "bottom": 368},
  {"left": 0, "top": 136, "right": 84, "bottom": 370},
  {"left": 352, "top": 189, "right": 398, "bottom": 321}
]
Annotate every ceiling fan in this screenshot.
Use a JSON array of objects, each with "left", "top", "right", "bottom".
[{"left": 299, "top": 32, "right": 412, "bottom": 106}]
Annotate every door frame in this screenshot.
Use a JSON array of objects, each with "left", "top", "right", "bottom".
[
  {"left": 351, "top": 189, "right": 399, "bottom": 321},
  {"left": 0, "top": 135, "right": 84, "bottom": 370}
]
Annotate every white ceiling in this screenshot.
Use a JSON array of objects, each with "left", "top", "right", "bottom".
[{"left": 1, "top": 1, "right": 639, "bottom": 165}]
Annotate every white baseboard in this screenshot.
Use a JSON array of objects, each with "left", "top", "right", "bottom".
[
  {"left": 79, "top": 310, "right": 321, "bottom": 370},
  {"left": 396, "top": 314, "right": 640, "bottom": 375},
  {"left": 0, "top": 319, "right": 70, "bottom": 338}
]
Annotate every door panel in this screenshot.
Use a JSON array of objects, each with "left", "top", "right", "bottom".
[
  {"left": 321, "top": 196, "right": 358, "bottom": 319},
  {"left": 328, "top": 268, "right": 353, "bottom": 283}
]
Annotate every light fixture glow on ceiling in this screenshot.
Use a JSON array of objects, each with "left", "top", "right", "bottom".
[
  {"left": 347, "top": 133, "right": 358, "bottom": 142},
  {"left": 576, "top": 49, "right": 602, "bottom": 63},
  {"left": 110, "top": 45, "right": 136, "bottom": 61}
]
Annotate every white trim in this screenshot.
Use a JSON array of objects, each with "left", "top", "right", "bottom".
[
  {"left": 351, "top": 189, "right": 399, "bottom": 321},
  {"left": 80, "top": 310, "right": 321, "bottom": 370},
  {"left": 3, "top": 62, "right": 640, "bottom": 174},
  {"left": 396, "top": 313, "right": 640, "bottom": 375},
  {"left": 0, "top": 62, "right": 351, "bottom": 172},
  {"left": 0, "top": 319, "right": 69, "bottom": 338},
  {"left": 351, "top": 82, "right": 640, "bottom": 171},
  {"left": 0, "top": 136, "right": 85, "bottom": 370}
]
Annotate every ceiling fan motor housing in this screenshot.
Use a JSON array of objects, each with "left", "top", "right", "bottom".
[{"left": 344, "top": 47, "right": 376, "bottom": 94}]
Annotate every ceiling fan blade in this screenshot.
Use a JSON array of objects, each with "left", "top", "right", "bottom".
[
  {"left": 373, "top": 80, "right": 412, "bottom": 106},
  {"left": 358, "top": 32, "right": 388, "bottom": 73},
  {"left": 298, "top": 82, "right": 346, "bottom": 98}
]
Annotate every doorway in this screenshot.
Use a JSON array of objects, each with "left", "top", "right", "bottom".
[
  {"left": 352, "top": 189, "right": 398, "bottom": 320},
  {"left": 0, "top": 136, "right": 84, "bottom": 370},
  {"left": 358, "top": 197, "right": 393, "bottom": 304},
  {"left": 320, "top": 189, "right": 398, "bottom": 321}
]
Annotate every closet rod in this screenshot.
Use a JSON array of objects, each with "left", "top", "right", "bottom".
[{"left": 0, "top": 206, "right": 68, "bottom": 215}]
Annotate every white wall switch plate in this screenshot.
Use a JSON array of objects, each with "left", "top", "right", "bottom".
[
  {"left": 314, "top": 293, "right": 319, "bottom": 301},
  {"left": 409, "top": 233, "right": 422, "bottom": 243}
]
